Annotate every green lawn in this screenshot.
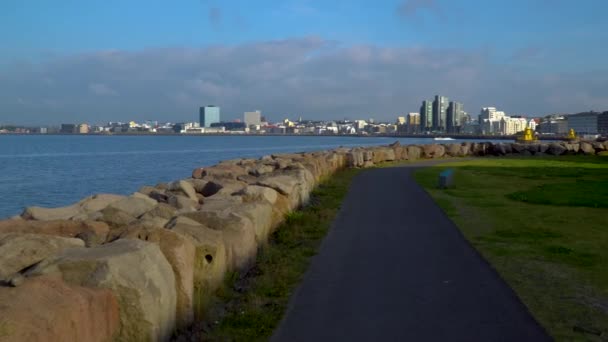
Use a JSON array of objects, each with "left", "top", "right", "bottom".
[
  {"left": 177, "top": 167, "right": 362, "bottom": 341},
  {"left": 414, "top": 155, "right": 608, "bottom": 341}
]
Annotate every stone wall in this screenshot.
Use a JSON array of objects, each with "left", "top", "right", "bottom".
[{"left": 0, "top": 140, "right": 605, "bottom": 340}]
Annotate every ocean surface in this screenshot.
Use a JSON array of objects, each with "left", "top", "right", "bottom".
[{"left": 0, "top": 135, "right": 481, "bottom": 219}]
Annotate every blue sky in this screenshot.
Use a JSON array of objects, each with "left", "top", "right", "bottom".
[{"left": 1, "top": 0, "right": 607, "bottom": 125}]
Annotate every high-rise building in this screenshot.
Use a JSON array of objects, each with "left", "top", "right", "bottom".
[
  {"left": 446, "top": 102, "right": 464, "bottom": 133},
  {"left": 432, "top": 95, "right": 449, "bottom": 131},
  {"left": 199, "top": 106, "right": 220, "bottom": 128},
  {"left": 419, "top": 100, "right": 433, "bottom": 132},
  {"left": 407, "top": 113, "right": 421, "bottom": 133},
  {"left": 244, "top": 110, "right": 262, "bottom": 127}
]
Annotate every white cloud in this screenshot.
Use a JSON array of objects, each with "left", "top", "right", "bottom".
[{"left": 0, "top": 36, "right": 606, "bottom": 125}]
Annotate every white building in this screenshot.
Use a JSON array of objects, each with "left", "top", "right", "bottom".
[{"left": 244, "top": 110, "right": 262, "bottom": 128}]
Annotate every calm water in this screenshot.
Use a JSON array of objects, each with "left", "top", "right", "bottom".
[{"left": 0, "top": 135, "right": 475, "bottom": 218}]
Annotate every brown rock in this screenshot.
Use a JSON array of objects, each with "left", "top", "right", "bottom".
[
  {"left": 580, "top": 141, "right": 596, "bottom": 155},
  {"left": 181, "top": 210, "right": 257, "bottom": 271},
  {"left": 422, "top": 144, "right": 446, "bottom": 158},
  {"left": 0, "top": 233, "right": 84, "bottom": 281},
  {"left": 166, "top": 217, "right": 227, "bottom": 318},
  {"left": 0, "top": 276, "right": 120, "bottom": 342},
  {"left": 0, "top": 219, "right": 109, "bottom": 242},
  {"left": 120, "top": 226, "right": 196, "bottom": 329}
]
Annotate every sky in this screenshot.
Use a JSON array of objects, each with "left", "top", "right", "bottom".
[{"left": 1, "top": 0, "right": 607, "bottom": 125}]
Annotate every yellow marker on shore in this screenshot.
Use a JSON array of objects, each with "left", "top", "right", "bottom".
[{"left": 516, "top": 126, "right": 537, "bottom": 143}]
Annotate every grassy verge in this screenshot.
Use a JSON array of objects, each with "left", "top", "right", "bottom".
[
  {"left": 181, "top": 167, "right": 362, "bottom": 341},
  {"left": 414, "top": 155, "right": 608, "bottom": 341}
]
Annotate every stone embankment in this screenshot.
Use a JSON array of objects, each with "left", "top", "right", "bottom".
[{"left": 0, "top": 140, "right": 606, "bottom": 341}]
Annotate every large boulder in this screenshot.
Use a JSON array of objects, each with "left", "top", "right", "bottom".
[
  {"left": 26, "top": 239, "right": 177, "bottom": 342},
  {"left": 140, "top": 202, "right": 178, "bottom": 221},
  {"left": 237, "top": 185, "right": 291, "bottom": 229},
  {"left": 105, "top": 196, "right": 157, "bottom": 218},
  {"left": 547, "top": 143, "right": 567, "bottom": 156},
  {"left": 168, "top": 194, "right": 200, "bottom": 212},
  {"left": 460, "top": 143, "right": 472, "bottom": 156},
  {"left": 489, "top": 143, "right": 507, "bottom": 156},
  {"left": 422, "top": 144, "right": 446, "bottom": 159},
  {"left": 98, "top": 206, "right": 138, "bottom": 227},
  {"left": 120, "top": 226, "right": 196, "bottom": 329},
  {"left": 237, "top": 185, "right": 278, "bottom": 205},
  {"left": 168, "top": 180, "right": 198, "bottom": 201},
  {"left": 192, "top": 164, "right": 248, "bottom": 180},
  {"left": 445, "top": 144, "right": 461, "bottom": 157},
  {"left": 255, "top": 169, "right": 314, "bottom": 210},
  {"left": 346, "top": 149, "right": 364, "bottom": 168},
  {"left": 0, "top": 219, "right": 109, "bottom": 245},
  {"left": 167, "top": 217, "right": 227, "bottom": 318},
  {"left": 406, "top": 145, "right": 422, "bottom": 160},
  {"left": 181, "top": 210, "right": 257, "bottom": 271},
  {"left": 233, "top": 202, "right": 275, "bottom": 244},
  {"left": 21, "top": 204, "right": 81, "bottom": 221},
  {"left": 0, "top": 233, "right": 84, "bottom": 282},
  {"left": 21, "top": 194, "right": 126, "bottom": 221},
  {"left": 592, "top": 142, "right": 606, "bottom": 153},
  {"left": 471, "top": 142, "right": 488, "bottom": 156},
  {"left": 0, "top": 275, "right": 120, "bottom": 342},
  {"left": 580, "top": 141, "right": 596, "bottom": 155}
]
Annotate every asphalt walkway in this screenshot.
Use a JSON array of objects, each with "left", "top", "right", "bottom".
[{"left": 272, "top": 163, "right": 550, "bottom": 342}]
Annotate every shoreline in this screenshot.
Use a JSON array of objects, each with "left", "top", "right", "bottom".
[
  {"left": 0, "top": 132, "right": 567, "bottom": 141},
  {"left": 0, "top": 139, "right": 605, "bottom": 340}
]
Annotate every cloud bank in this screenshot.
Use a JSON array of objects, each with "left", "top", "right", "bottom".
[{"left": 0, "top": 36, "right": 607, "bottom": 125}]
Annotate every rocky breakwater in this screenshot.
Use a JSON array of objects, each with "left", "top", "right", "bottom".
[{"left": 0, "top": 140, "right": 603, "bottom": 341}]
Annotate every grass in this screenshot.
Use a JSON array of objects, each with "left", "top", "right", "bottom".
[
  {"left": 186, "top": 167, "right": 362, "bottom": 341},
  {"left": 414, "top": 155, "right": 608, "bottom": 341}
]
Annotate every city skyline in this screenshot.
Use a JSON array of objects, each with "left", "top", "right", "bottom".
[{"left": 1, "top": 1, "right": 607, "bottom": 125}]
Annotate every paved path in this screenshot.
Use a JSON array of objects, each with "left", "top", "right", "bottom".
[{"left": 272, "top": 163, "right": 550, "bottom": 342}]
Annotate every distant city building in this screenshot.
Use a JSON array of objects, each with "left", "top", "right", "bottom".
[
  {"left": 78, "top": 124, "right": 90, "bottom": 134},
  {"left": 479, "top": 107, "right": 506, "bottom": 123},
  {"left": 60, "top": 124, "right": 76, "bottom": 134},
  {"left": 211, "top": 122, "right": 246, "bottom": 131},
  {"left": 568, "top": 112, "right": 600, "bottom": 134},
  {"left": 479, "top": 107, "right": 526, "bottom": 135},
  {"left": 419, "top": 100, "right": 433, "bottom": 132},
  {"left": 539, "top": 118, "right": 568, "bottom": 135},
  {"left": 446, "top": 102, "right": 464, "bottom": 133},
  {"left": 407, "top": 112, "right": 420, "bottom": 133},
  {"left": 432, "top": 95, "right": 449, "bottom": 131},
  {"left": 199, "top": 106, "right": 220, "bottom": 128},
  {"left": 39, "top": 127, "right": 48, "bottom": 134},
  {"left": 244, "top": 110, "right": 262, "bottom": 128},
  {"left": 598, "top": 112, "right": 608, "bottom": 136},
  {"left": 397, "top": 116, "right": 406, "bottom": 125}
]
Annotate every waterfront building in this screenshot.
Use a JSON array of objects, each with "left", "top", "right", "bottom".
[
  {"left": 568, "top": 112, "right": 600, "bottom": 134},
  {"left": 538, "top": 118, "right": 568, "bottom": 135},
  {"left": 397, "top": 116, "right": 406, "bottom": 125},
  {"left": 446, "top": 102, "right": 464, "bottom": 133},
  {"left": 419, "top": 100, "right": 433, "bottom": 132},
  {"left": 598, "top": 112, "right": 608, "bottom": 136},
  {"left": 407, "top": 112, "right": 420, "bottom": 133},
  {"left": 60, "top": 124, "right": 76, "bottom": 134},
  {"left": 199, "top": 106, "right": 221, "bottom": 128},
  {"left": 244, "top": 110, "right": 262, "bottom": 128},
  {"left": 78, "top": 124, "right": 90, "bottom": 134},
  {"left": 432, "top": 95, "right": 449, "bottom": 131}
]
